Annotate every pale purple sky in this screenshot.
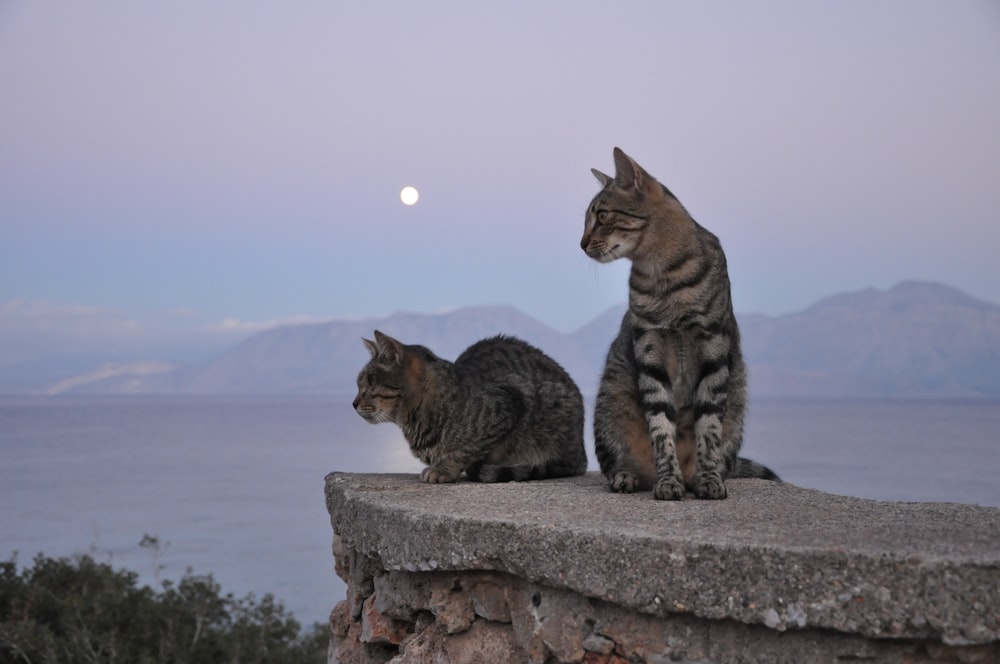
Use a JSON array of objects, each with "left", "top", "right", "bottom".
[{"left": 2, "top": 1, "right": 999, "bottom": 364}]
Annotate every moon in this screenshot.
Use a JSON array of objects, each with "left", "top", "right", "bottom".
[{"left": 400, "top": 186, "right": 419, "bottom": 206}]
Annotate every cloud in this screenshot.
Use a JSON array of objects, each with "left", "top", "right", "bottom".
[
  {"left": 45, "top": 360, "right": 174, "bottom": 396},
  {"left": 0, "top": 299, "right": 143, "bottom": 338},
  {"left": 164, "top": 307, "right": 200, "bottom": 318},
  {"left": 204, "top": 311, "right": 386, "bottom": 335},
  {"left": 0, "top": 300, "right": 150, "bottom": 363},
  {"left": 206, "top": 316, "right": 321, "bottom": 335},
  {"left": 0, "top": 300, "right": 349, "bottom": 366},
  {"left": 1, "top": 299, "right": 107, "bottom": 320}
]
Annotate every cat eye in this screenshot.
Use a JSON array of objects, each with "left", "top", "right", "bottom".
[{"left": 596, "top": 210, "right": 609, "bottom": 223}]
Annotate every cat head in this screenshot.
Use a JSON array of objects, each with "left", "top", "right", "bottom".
[
  {"left": 352, "top": 330, "right": 428, "bottom": 425},
  {"left": 580, "top": 147, "right": 679, "bottom": 263}
]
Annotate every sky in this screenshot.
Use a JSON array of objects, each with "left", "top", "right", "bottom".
[{"left": 2, "top": 1, "right": 999, "bottom": 366}]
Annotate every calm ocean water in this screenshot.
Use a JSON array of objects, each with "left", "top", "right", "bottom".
[{"left": 1, "top": 395, "right": 998, "bottom": 626}]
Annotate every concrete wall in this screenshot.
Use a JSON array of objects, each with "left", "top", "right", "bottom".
[{"left": 325, "top": 472, "right": 1000, "bottom": 663}]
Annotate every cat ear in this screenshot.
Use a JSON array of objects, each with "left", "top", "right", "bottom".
[
  {"left": 612, "top": 147, "right": 644, "bottom": 191},
  {"left": 591, "top": 168, "right": 612, "bottom": 188},
  {"left": 362, "top": 337, "right": 378, "bottom": 358},
  {"left": 373, "top": 330, "right": 403, "bottom": 364}
]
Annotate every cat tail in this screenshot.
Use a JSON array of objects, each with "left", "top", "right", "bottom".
[
  {"left": 468, "top": 458, "right": 586, "bottom": 483},
  {"left": 727, "top": 457, "right": 780, "bottom": 482}
]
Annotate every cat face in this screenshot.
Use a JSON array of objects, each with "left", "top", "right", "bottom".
[
  {"left": 581, "top": 189, "right": 649, "bottom": 263},
  {"left": 353, "top": 361, "right": 402, "bottom": 424},
  {"left": 352, "top": 332, "right": 407, "bottom": 425},
  {"left": 580, "top": 148, "right": 654, "bottom": 263}
]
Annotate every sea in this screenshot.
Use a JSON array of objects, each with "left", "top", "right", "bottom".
[{"left": 1, "top": 395, "right": 998, "bottom": 628}]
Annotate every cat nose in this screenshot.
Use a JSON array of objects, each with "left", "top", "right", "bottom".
[
  {"left": 580, "top": 234, "right": 589, "bottom": 250},
  {"left": 352, "top": 396, "right": 359, "bottom": 409}
]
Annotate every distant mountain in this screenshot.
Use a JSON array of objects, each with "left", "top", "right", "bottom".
[
  {"left": 60, "top": 306, "right": 594, "bottom": 396},
  {"left": 31, "top": 282, "right": 1000, "bottom": 398},
  {"left": 741, "top": 281, "right": 1000, "bottom": 398},
  {"left": 206, "top": 305, "right": 593, "bottom": 396}
]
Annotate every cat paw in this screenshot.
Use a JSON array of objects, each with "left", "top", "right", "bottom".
[
  {"left": 692, "top": 473, "right": 727, "bottom": 500},
  {"left": 609, "top": 472, "right": 639, "bottom": 493},
  {"left": 653, "top": 477, "right": 686, "bottom": 501},
  {"left": 420, "top": 467, "right": 456, "bottom": 484}
]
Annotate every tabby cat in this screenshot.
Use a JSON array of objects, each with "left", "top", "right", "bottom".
[
  {"left": 353, "top": 330, "right": 587, "bottom": 483},
  {"left": 580, "top": 147, "right": 778, "bottom": 500}
]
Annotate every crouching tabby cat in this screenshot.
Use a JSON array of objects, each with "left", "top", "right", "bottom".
[
  {"left": 353, "top": 330, "right": 588, "bottom": 483},
  {"left": 581, "top": 147, "right": 778, "bottom": 500}
]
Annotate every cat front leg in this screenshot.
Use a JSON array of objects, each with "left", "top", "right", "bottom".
[
  {"left": 634, "top": 326, "right": 685, "bottom": 501},
  {"left": 417, "top": 434, "right": 479, "bottom": 484},
  {"left": 421, "top": 389, "right": 515, "bottom": 484},
  {"left": 691, "top": 342, "right": 731, "bottom": 499},
  {"left": 649, "top": 417, "right": 685, "bottom": 500},
  {"left": 692, "top": 416, "right": 727, "bottom": 499},
  {"left": 420, "top": 445, "right": 490, "bottom": 484},
  {"left": 420, "top": 464, "right": 463, "bottom": 484}
]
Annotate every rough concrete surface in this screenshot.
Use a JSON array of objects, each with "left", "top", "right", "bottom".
[{"left": 325, "top": 472, "right": 1000, "bottom": 649}]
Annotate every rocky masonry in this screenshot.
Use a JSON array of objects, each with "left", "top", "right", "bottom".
[{"left": 325, "top": 472, "right": 1000, "bottom": 663}]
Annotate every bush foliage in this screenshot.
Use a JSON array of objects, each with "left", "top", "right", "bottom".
[{"left": 0, "top": 550, "right": 326, "bottom": 664}]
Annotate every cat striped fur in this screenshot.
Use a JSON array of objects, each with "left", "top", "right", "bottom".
[
  {"left": 581, "top": 147, "right": 778, "bottom": 500},
  {"left": 353, "top": 331, "right": 587, "bottom": 483}
]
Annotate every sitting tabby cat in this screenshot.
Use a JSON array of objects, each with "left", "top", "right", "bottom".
[
  {"left": 353, "top": 330, "right": 587, "bottom": 483},
  {"left": 581, "top": 147, "right": 778, "bottom": 500}
]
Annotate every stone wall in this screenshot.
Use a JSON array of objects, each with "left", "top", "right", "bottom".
[{"left": 325, "top": 472, "right": 1000, "bottom": 664}]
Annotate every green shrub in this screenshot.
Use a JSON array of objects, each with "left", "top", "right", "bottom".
[{"left": 0, "top": 551, "right": 327, "bottom": 664}]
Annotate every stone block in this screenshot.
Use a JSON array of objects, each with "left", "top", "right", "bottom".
[
  {"left": 468, "top": 578, "right": 511, "bottom": 623},
  {"left": 326, "top": 472, "right": 1000, "bottom": 662},
  {"left": 428, "top": 582, "right": 475, "bottom": 634},
  {"left": 361, "top": 594, "right": 412, "bottom": 646}
]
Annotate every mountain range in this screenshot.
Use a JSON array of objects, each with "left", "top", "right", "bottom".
[{"left": 13, "top": 281, "right": 1000, "bottom": 399}]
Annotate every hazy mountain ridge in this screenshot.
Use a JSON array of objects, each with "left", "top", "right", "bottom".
[
  {"left": 58, "top": 306, "right": 593, "bottom": 397},
  {"left": 18, "top": 281, "right": 1000, "bottom": 398},
  {"left": 742, "top": 281, "right": 1000, "bottom": 397}
]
